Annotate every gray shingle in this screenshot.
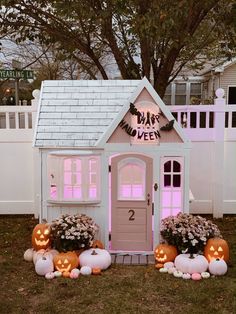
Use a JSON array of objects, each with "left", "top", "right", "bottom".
[{"left": 34, "top": 79, "right": 141, "bottom": 147}]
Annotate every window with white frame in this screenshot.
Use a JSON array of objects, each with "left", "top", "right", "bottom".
[
  {"left": 160, "top": 157, "right": 184, "bottom": 219},
  {"left": 48, "top": 154, "right": 100, "bottom": 202},
  {"left": 163, "top": 81, "right": 203, "bottom": 105}
]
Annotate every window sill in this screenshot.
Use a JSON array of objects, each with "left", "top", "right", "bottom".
[{"left": 47, "top": 200, "right": 101, "bottom": 205}]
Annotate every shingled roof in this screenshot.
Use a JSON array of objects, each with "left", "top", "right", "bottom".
[{"left": 34, "top": 80, "right": 141, "bottom": 147}]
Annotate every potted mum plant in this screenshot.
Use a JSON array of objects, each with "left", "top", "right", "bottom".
[
  {"left": 50, "top": 214, "right": 99, "bottom": 252},
  {"left": 160, "top": 213, "right": 221, "bottom": 256}
]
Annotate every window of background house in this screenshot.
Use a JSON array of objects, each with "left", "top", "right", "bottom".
[
  {"left": 228, "top": 86, "right": 236, "bottom": 105},
  {"left": 190, "top": 83, "right": 202, "bottom": 104},
  {"left": 175, "top": 83, "right": 186, "bottom": 105}
]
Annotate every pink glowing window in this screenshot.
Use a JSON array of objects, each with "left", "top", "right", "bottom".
[
  {"left": 118, "top": 159, "right": 145, "bottom": 200},
  {"left": 161, "top": 158, "right": 183, "bottom": 219},
  {"left": 64, "top": 158, "right": 82, "bottom": 199}
]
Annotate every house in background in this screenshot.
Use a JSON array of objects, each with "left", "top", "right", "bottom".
[{"left": 163, "top": 58, "right": 236, "bottom": 106}]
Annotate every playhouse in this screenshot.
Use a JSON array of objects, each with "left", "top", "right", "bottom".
[{"left": 33, "top": 78, "right": 191, "bottom": 251}]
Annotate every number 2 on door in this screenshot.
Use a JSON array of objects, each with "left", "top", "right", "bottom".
[{"left": 128, "top": 209, "right": 135, "bottom": 221}]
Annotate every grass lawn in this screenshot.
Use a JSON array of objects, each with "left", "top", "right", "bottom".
[{"left": 0, "top": 215, "right": 235, "bottom": 314}]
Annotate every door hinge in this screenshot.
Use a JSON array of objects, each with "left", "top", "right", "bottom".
[{"left": 152, "top": 203, "right": 154, "bottom": 215}]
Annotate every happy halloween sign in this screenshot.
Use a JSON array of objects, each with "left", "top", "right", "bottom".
[{"left": 119, "top": 103, "right": 161, "bottom": 142}]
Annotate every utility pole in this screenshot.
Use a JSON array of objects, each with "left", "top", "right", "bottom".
[{"left": 12, "top": 59, "right": 21, "bottom": 106}]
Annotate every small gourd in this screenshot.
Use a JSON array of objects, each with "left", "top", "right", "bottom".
[
  {"left": 80, "top": 266, "right": 92, "bottom": 276},
  {"left": 191, "top": 273, "right": 202, "bottom": 281}
]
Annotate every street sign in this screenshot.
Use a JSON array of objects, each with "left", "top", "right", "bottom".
[{"left": 0, "top": 69, "right": 34, "bottom": 80}]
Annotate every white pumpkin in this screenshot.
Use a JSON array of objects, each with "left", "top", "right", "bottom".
[
  {"left": 23, "top": 248, "right": 34, "bottom": 262},
  {"left": 209, "top": 258, "right": 227, "bottom": 276},
  {"left": 54, "top": 271, "right": 62, "bottom": 278},
  {"left": 167, "top": 267, "right": 176, "bottom": 274},
  {"left": 182, "top": 273, "right": 191, "bottom": 280},
  {"left": 45, "top": 272, "right": 55, "bottom": 280},
  {"left": 201, "top": 271, "right": 210, "bottom": 279},
  {"left": 79, "top": 249, "right": 111, "bottom": 270},
  {"left": 35, "top": 256, "right": 54, "bottom": 276},
  {"left": 80, "top": 266, "right": 92, "bottom": 276},
  {"left": 174, "top": 254, "right": 208, "bottom": 274},
  {"left": 33, "top": 249, "right": 46, "bottom": 264},
  {"left": 173, "top": 270, "right": 183, "bottom": 278},
  {"left": 159, "top": 268, "right": 168, "bottom": 273},
  {"left": 164, "top": 262, "right": 174, "bottom": 269}
]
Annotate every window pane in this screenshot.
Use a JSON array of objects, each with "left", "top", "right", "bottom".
[
  {"left": 190, "top": 83, "right": 201, "bottom": 94},
  {"left": 164, "top": 175, "right": 171, "bottom": 187},
  {"left": 175, "top": 95, "right": 186, "bottom": 105},
  {"left": 173, "top": 175, "right": 181, "bottom": 187},
  {"left": 73, "top": 187, "right": 82, "bottom": 198},
  {"left": 164, "top": 161, "right": 171, "bottom": 172},
  {"left": 172, "top": 191, "right": 181, "bottom": 207},
  {"left": 172, "top": 208, "right": 181, "bottom": 216},
  {"left": 228, "top": 87, "right": 236, "bottom": 104},
  {"left": 118, "top": 159, "right": 145, "bottom": 200},
  {"left": 64, "top": 159, "right": 71, "bottom": 171},
  {"left": 64, "top": 172, "right": 72, "bottom": 184},
  {"left": 162, "top": 190, "right": 171, "bottom": 207},
  {"left": 161, "top": 208, "right": 171, "bottom": 219},
  {"left": 64, "top": 186, "right": 73, "bottom": 198},
  {"left": 173, "top": 161, "right": 181, "bottom": 172},
  {"left": 89, "top": 187, "right": 97, "bottom": 198},
  {"left": 176, "top": 83, "right": 186, "bottom": 94}
]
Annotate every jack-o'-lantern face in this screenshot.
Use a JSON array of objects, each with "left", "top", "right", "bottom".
[
  {"left": 53, "top": 252, "right": 79, "bottom": 273},
  {"left": 204, "top": 238, "right": 229, "bottom": 262},
  {"left": 154, "top": 244, "right": 178, "bottom": 263},
  {"left": 32, "top": 224, "right": 51, "bottom": 251}
]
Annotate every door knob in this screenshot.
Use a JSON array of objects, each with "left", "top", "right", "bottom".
[{"left": 154, "top": 183, "right": 158, "bottom": 191}]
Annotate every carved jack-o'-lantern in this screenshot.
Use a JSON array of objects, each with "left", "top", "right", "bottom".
[
  {"left": 53, "top": 251, "right": 79, "bottom": 273},
  {"left": 204, "top": 238, "right": 229, "bottom": 262},
  {"left": 154, "top": 244, "right": 178, "bottom": 263},
  {"left": 32, "top": 224, "right": 51, "bottom": 251}
]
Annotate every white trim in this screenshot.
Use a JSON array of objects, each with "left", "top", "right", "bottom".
[
  {"left": 33, "top": 83, "right": 44, "bottom": 147},
  {"left": 48, "top": 150, "right": 101, "bottom": 156}
]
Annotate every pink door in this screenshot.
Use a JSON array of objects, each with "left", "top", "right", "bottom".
[{"left": 111, "top": 154, "right": 153, "bottom": 251}]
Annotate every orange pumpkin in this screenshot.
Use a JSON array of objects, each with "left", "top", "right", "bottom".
[
  {"left": 204, "top": 238, "right": 229, "bottom": 262},
  {"left": 32, "top": 223, "right": 51, "bottom": 251},
  {"left": 92, "top": 240, "right": 104, "bottom": 249},
  {"left": 53, "top": 251, "right": 79, "bottom": 273},
  {"left": 154, "top": 244, "right": 178, "bottom": 263},
  {"left": 92, "top": 268, "right": 102, "bottom": 275}
]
